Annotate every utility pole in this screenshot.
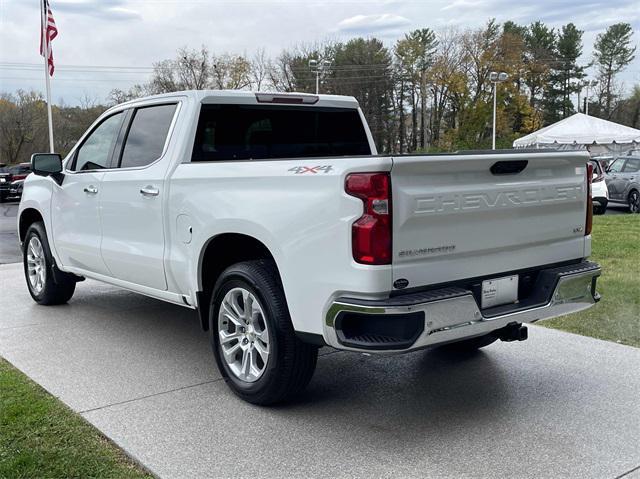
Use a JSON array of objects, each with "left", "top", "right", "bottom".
[
  {"left": 308, "top": 59, "right": 331, "bottom": 94},
  {"left": 585, "top": 80, "right": 598, "bottom": 116},
  {"left": 490, "top": 71, "right": 508, "bottom": 150}
]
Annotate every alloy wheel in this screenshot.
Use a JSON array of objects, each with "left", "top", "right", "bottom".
[
  {"left": 26, "top": 236, "right": 46, "bottom": 294},
  {"left": 630, "top": 191, "right": 640, "bottom": 213},
  {"left": 218, "top": 287, "right": 270, "bottom": 382}
]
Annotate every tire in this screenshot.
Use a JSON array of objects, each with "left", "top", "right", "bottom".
[
  {"left": 23, "top": 222, "right": 76, "bottom": 305},
  {"left": 439, "top": 332, "right": 498, "bottom": 352},
  {"left": 593, "top": 202, "right": 607, "bottom": 215},
  {"left": 628, "top": 190, "right": 640, "bottom": 214},
  {"left": 209, "top": 259, "right": 318, "bottom": 405}
]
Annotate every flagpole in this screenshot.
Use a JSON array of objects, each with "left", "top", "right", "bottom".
[{"left": 41, "top": 0, "right": 54, "bottom": 153}]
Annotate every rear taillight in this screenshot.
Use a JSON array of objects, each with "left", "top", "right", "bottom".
[
  {"left": 345, "top": 172, "right": 392, "bottom": 265},
  {"left": 585, "top": 163, "right": 593, "bottom": 236},
  {"left": 12, "top": 175, "right": 27, "bottom": 181}
]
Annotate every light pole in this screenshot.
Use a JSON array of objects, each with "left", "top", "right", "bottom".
[
  {"left": 309, "top": 59, "right": 331, "bottom": 94},
  {"left": 585, "top": 80, "right": 598, "bottom": 116},
  {"left": 490, "top": 71, "right": 508, "bottom": 150}
]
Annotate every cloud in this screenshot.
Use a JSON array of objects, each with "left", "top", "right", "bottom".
[
  {"left": 336, "top": 13, "right": 411, "bottom": 35},
  {"left": 54, "top": 0, "right": 141, "bottom": 20},
  {"left": 441, "top": 0, "right": 484, "bottom": 11}
]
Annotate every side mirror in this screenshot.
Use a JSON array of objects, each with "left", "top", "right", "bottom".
[
  {"left": 31, "top": 153, "right": 63, "bottom": 176},
  {"left": 31, "top": 153, "right": 65, "bottom": 185}
]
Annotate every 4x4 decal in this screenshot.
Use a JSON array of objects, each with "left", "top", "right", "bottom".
[{"left": 288, "top": 165, "right": 333, "bottom": 174}]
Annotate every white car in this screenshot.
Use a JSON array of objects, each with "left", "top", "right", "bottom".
[
  {"left": 590, "top": 160, "right": 609, "bottom": 215},
  {"left": 19, "top": 90, "right": 601, "bottom": 404}
]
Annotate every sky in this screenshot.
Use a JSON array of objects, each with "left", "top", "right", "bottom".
[{"left": 1, "top": 0, "right": 639, "bottom": 106}]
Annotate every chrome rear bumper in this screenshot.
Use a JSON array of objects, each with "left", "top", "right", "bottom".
[{"left": 324, "top": 261, "right": 601, "bottom": 354}]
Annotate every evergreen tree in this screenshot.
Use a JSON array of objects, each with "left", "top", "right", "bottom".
[
  {"left": 593, "top": 23, "right": 636, "bottom": 117},
  {"left": 544, "top": 23, "right": 586, "bottom": 123}
]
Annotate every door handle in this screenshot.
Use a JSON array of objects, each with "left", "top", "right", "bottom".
[
  {"left": 83, "top": 185, "right": 98, "bottom": 195},
  {"left": 140, "top": 186, "right": 159, "bottom": 197}
]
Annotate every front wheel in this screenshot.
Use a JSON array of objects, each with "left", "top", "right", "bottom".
[
  {"left": 629, "top": 190, "right": 639, "bottom": 214},
  {"left": 23, "top": 222, "right": 76, "bottom": 305},
  {"left": 209, "top": 260, "right": 318, "bottom": 405}
]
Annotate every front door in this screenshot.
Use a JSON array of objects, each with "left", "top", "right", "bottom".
[
  {"left": 99, "top": 103, "right": 178, "bottom": 290},
  {"left": 51, "top": 111, "right": 125, "bottom": 275},
  {"left": 605, "top": 158, "right": 627, "bottom": 200}
]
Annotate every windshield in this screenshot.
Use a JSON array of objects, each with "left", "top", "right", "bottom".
[
  {"left": 192, "top": 105, "right": 371, "bottom": 162},
  {"left": 608, "top": 158, "right": 625, "bottom": 173}
]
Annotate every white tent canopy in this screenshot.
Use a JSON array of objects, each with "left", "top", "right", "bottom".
[{"left": 513, "top": 113, "right": 640, "bottom": 153}]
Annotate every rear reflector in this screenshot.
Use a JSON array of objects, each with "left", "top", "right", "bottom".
[
  {"left": 345, "top": 173, "right": 391, "bottom": 265},
  {"left": 586, "top": 163, "right": 593, "bottom": 236},
  {"left": 255, "top": 93, "right": 319, "bottom": 104}
]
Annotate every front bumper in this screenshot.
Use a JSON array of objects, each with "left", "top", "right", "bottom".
[{"left": 324, "top": 261, "right": 601, "bottom": 354}]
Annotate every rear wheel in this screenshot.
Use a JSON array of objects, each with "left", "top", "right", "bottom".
[
  {"left": 209, "top": 260, "right": 318, "bottom": 405},
  {"left": 629, "top": 190, "right": 639, "bottom": 214},
  {"left": 23, "top": 222, "right": 76, "bottom": 305},
  {"left": 593, "top": 201, "right": 607, "bottom": 215}
]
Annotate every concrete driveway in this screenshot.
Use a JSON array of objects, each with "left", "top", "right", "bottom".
[{"left": 1, "top": 263, "right": 639, "bottom": 479}]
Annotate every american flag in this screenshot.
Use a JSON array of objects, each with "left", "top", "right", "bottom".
[{"left": 40, "top": 0, "right": 58, "bottom": 76}]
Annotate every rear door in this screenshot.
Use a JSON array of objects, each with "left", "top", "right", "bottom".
[
  {"left": 391, "top": 151, "right": 589, "bottom": 288},
  {"left": 620, "top": 157, "right": 640, "bottom": 198},
  {"left": 99, "top": 102, "right": 179, "bottom": 290}
]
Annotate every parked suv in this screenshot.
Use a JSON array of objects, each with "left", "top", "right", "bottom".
[{"left": 606, "top": 156, "right": 640, "bottom": 213}]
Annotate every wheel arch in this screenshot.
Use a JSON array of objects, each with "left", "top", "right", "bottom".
[
  {"left": 18, "top": 208, "right": 45, "bottom": 243},
  {"left": 196, "top": 232, "right": 283, "bottom": 331}
]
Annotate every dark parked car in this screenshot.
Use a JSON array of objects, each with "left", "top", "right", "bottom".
[
  {"left": 0, "top": 166, "right": 11, "bottom": 202},
  {"left": 0, "top": 163, "right": 31, "bottom": 202},
  {"left": 606, "top": 156, "right": 640, "bottom": 213},
  {"left": 7, "top": 179, "right": 24, "bottom": 201}
]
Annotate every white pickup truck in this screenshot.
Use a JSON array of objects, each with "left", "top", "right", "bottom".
[{"left": 20, "top": 90, "right": 601, "bottom": 405}]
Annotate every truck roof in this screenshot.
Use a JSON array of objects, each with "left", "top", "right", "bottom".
[{"left": 114, "top": 89, "right": 360, "bottom": 110}]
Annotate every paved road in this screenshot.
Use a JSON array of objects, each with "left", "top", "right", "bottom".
[
  {"left": 1, "top": 263, "right": 639, "bottom": 479},
  {"left": 0, "top": 202, "right": 20, "bottom": 264}
]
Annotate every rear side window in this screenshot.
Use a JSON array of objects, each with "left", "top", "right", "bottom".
[
  {"left": 120, "top": 104, "right": 177, "bottom": 168},
  {"left": 622, "top": 158, "right": 640, "bottom": 173},
  {"left": 191, "top": 105, "right": 371, "bottom": 162}
]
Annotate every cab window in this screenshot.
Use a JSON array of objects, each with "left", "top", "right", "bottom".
[{"left": 72, "top": 112, "right": 124, "bottom": 171}]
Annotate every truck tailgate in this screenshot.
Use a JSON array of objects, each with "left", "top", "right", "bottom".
[{"left": 391, "top": 151, "right": 589, "bottom": 288}]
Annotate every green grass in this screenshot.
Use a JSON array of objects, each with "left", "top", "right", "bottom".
[
  {"left": 542, "top": 214, "right": 640, "bottom": 347},
  {"left": 0, "top": 358, "right": 153, "bottom": 479}
]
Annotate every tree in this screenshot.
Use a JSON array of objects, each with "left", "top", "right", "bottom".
[
  {"left": 211, "top": 53, "right": 251, "bottom": 90},
  {"left": 544, "top": 23, "right": 586, "bottom": 123},
  {"left": 523, "top": 21, "right": 556, "bottom": 110},
  {"left": 327, "top": 38, "right": 394, "bottom": 152},
  {"left": 395, "top": 29, "right": 438, "bottom": 150},
  {"left": 0, "top": 91, "right": 47, "bottom": 164},
  {"left": 593, "top": 23, "right": 636, "bottom": 118},
  {"left": 612, "top": 84, "right": 640, "bottom": 128}
]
